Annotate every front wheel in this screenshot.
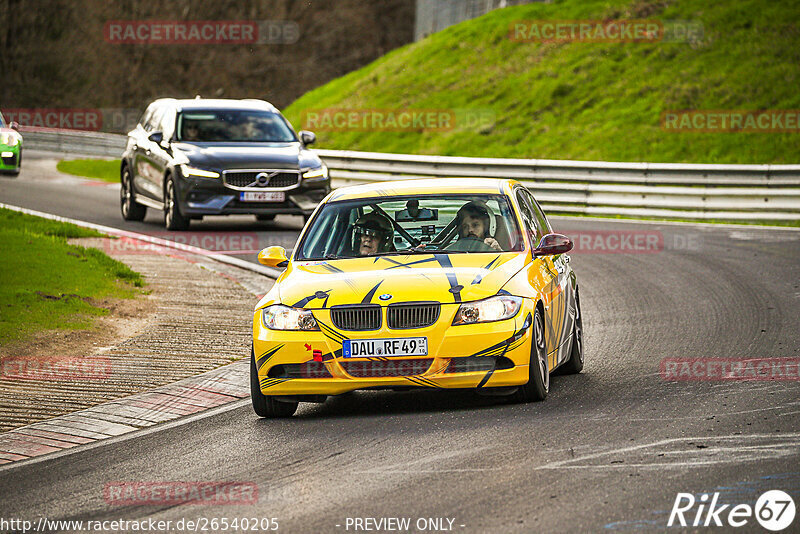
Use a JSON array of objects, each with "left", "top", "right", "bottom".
[
  {"left": 120, "top": 166, "right": 146, "bottom": 221},
  {"left": 250, "top": 350, "right": 298, "bottom": 418},
  {"left": 512, "top": 308, "right": 549, "bottom": 402},
  {"left": 164, "top": 176, "right": 189, "bottom": 231}
]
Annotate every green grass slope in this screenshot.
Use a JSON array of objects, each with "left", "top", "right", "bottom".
[
  {"left": 284, "top": 0, "right": 800, "bottom": 163},
  {"left": 0, "top": 208, "right": 144, "bottom": 345},
  {"left": 57, "top": 159, "right": 120, "bottom": 183}
]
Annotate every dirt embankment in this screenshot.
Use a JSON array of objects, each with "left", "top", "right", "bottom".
[{"left": 0, "top": 0, "right": 414, "bottom": 119}]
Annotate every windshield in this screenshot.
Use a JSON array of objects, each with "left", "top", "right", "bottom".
[
  {"left": 297, "top": 194, "right": 524, "bottom": 260},
  {"left": 176, "top": 109, "right": 297, "bottom": 142}
]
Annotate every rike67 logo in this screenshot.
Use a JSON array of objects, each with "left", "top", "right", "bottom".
[{"left": 669, "top": 490, "right": 796, "bottom": 531}]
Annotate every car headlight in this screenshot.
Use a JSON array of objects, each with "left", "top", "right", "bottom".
[
  {"left": 0, "top": 133, "right": 19, "bottom": 147},
  {"left": 452, "top": 295, "right": 523, "bottom": 325},
  {"left": 262, "top": 304, "right": 319, "bottom": 331},
  {"left": 180, "top": 164, "right": 219, "bottom": 179},
  {"left": 301, "top": 165, "right": 328, "bottom": 182}
]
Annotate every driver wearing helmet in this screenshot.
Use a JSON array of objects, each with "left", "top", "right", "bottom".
[
  {"left": 448, "top": 200, "right": 502, "bottom": 252},
  {"left": 353, "top": 211, "right": 394, "bottom": 256}
]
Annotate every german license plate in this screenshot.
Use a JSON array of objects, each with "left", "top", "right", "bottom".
[
  {"left": 240, "top": 191, "right": 285, "bottom": 202},
  {"left": 343, "top": 337, "right": 428, "bottom": 358}
]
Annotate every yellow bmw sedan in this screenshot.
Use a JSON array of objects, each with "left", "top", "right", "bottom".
[{"left": 251, "top": 178, "right": 583, "bottom": 417}]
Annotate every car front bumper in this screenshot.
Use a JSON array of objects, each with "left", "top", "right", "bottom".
[
  {"left": 252, "top": 304, "right": 535, "bottom": 396},
  {"left": 0, "top": 144, "right": 21, "bottom": 171},
  {"left": 176, "top": 172, "right": 330, "bottom": 216}
]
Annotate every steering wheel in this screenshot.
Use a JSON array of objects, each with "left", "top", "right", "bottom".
[{"left": 447, "top": 236, "right": 495, "bottom": 252}]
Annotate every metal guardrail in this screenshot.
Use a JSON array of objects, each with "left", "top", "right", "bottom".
[{"left": 21, "top": 128, "right": 800, "bottom": 221}]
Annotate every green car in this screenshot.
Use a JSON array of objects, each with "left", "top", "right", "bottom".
[{"left": 0, "top": 111, "right": 22, "bottom": 175}]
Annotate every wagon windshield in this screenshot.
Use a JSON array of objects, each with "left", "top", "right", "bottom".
[
  {"left": 297, "top": 194, "right": 524, "bottom": 260},
  {"left": 176, "top": 109, "right": 297, "bottom": 143}
]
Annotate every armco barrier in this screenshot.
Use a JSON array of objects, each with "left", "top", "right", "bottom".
[{"left": 21, "top": 128, "right": 800, "bottom": 222}]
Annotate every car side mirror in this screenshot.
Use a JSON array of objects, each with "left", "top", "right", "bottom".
[
  {"left": 533, "top": 233, "right": 573, "bottom": 257},
  {"left": 298, "top": 130, "right": 316, "bottom": 146},
  {"left": 148, "top": 131, "right": 163, "bottom": 144},
  {"left": 258, "top": 246, "right": 289, "bottom": 268},
  {"left": 9, "top": 121, "right": 20, "bottom": 131}
]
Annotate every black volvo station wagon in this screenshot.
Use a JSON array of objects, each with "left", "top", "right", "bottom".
[{"left": 120, "top": 97, "right": 330, "bottom": 230}]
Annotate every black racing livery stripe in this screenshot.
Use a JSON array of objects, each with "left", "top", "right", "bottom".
[
  {"left": 291, "top": 289, "right": 332, "bottom": 308},
  {"left": 259, "top": 377, "right": 289, "bottom": 390},
  {"left": 472, "top": 255, "right": 501, "bottom": 285},
  {"left": 405, "top": 376, "right": 435, "bottom": 388},
  {"left": 477, "top": 325, "right": 516, "bottom": 389},
  {"left": 361, "top": 280, "right": 384, "bottom": 304},
  {"left": 414, "top": 376, "right": 443, "bottom": 388},
  {"left": 317, "top": 320, "right": 348, "bottom": 345},
  {"left": 433, "top": 253, "right": 461, "bottom": 303},
  {"left": 382, "top": 256, "right": 439, "bottom": 269},
  {"left": 467, "top": 314, "right": 531, "bottom": 358},
  {"left": 321, "top": 263, "right": 345, "bottom": 274},
  {"left": 257, "top": 344, "right": 285, "bottom": 370}
]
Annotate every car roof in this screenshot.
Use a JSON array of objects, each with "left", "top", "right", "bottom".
[
  {"left": 150, "top": 98, "right": 279, "bottom": 113},
  {"left": 328, "top": 178, "right": 520, "bottom": 202}
]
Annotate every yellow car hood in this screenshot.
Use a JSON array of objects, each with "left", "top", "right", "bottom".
[{"left": 277, "top": 253, "right": 527, "bottom": 308}]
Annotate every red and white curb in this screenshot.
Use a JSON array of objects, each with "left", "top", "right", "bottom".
[{"left": 0, "top": 203, "right": 279, "bottom": 466}]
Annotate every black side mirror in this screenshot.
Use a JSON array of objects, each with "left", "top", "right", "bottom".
[
  {"left": 9, "top": 121, "right": 19, "bottom": 131},
  {"left": 148, "top": 131, "right": 163, "bottom": 144},
  {"left": 298, "top": 130, "right": 316, "bottom": 146},
  {"left": 533, "top": 233, "right": 573, "bottom": 257}
]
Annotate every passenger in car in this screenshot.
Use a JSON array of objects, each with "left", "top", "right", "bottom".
[{"left": 353, "top": 212, "right": 395, "bottom": 256}]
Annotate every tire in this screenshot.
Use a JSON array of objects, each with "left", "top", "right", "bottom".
[
  {"left": 120, "top": 166, "right": 146, "bottom": 221},
  {"left": 557, "top": 290, "right": 584, "bottom": 375},
  {"left": 164, "top": 175, "right": 190, "bottom": 231},
  {"left": 250, "top": 349, "right": 298, "bottom": 418},
  {"left": 513, "top": 307, "right": 549, "bottom": 402},
  {"left": 255, "top": 214, "right": 275, "bottom": 222}
]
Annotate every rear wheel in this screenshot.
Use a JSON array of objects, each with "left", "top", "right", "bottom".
[
  {"left": 120, "top": 166, "right": 146, "bottom": 221},
  {"left": 557, "top": 290, "right": 584, "bottom": 375},
  {"left": 513, "top": 308, "right": 549, "bottom": 402},
  {"left": 250, "top": 349, "right": 298, "bottom": 418},
  {"left": 164, "top": 176, "right": 190, "bottom": 231}
]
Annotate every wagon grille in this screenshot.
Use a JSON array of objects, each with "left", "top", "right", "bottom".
[
  {"left": 223, "top": 170, "right": 299, "bottom": 188},
  {"left": 341, "top": 358, "right": 433, "bottom": 378},
  {"left": 387, "top": 303, "right": 440, "bottom": 329},
  {"left": 330, "top": 305, "right": 381, "bottom": 331}
]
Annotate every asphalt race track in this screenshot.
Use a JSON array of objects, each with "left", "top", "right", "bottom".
[{"left": 1, "top": 152, "right": 799, "bottom": 532}]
